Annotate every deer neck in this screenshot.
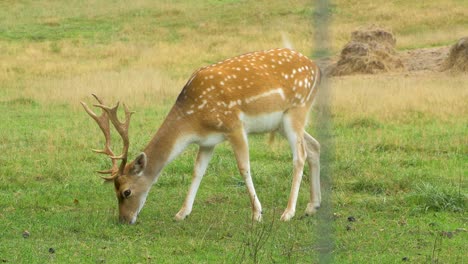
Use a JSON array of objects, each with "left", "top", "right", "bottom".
[{"left": 142, "top": 105, "right": 193, "bottom": 182}]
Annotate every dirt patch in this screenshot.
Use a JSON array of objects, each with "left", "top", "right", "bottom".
[
  {"left": 400, "top": 46, "right": 450, "bottom": 72},
  {"left": 441, "top": 37, "right": 468, "bottom": 72},
  {"left": 328, "top": 27, "right": 404, "bottom": 76}
]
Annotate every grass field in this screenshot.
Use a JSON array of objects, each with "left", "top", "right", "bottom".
[{"left": 0, "top": 0, "right": 467, "bottom": 263}]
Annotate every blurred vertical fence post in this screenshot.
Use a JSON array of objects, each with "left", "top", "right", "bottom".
[{"left": 312, "top": 0, "right": 334, "bottom": 263}]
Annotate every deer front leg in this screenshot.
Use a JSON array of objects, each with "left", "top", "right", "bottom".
[
  {"left": 228, "top": 128, "right": 263, "bottom": 222},
  {"left": 175, "top": 146, "right": 214, "bottom": 221}
]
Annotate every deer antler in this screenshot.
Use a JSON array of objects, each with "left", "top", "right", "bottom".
[{"left": 81, "top": 94, "right": 134, "bottom": 181}]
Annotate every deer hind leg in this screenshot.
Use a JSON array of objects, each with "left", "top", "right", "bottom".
[
  {"left": 304, "top": 131, "right": 321, "bottom": 216},
  {"left": 228, "top": 128, "right": 263, "bottom": 222},
  {"left": 175, "top": 146, "right": 214, "bottom": 221},
  {"left": 280, "top": 111, "right": 307, "bottom": 221}
]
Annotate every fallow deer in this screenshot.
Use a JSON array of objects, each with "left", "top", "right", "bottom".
[{"left": 82, "top": 48, "right": 321, "bottom": 224}]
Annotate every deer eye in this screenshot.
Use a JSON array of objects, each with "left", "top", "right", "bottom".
[{"left": 123, "top": 189, "right": 132, "bottom": 198}]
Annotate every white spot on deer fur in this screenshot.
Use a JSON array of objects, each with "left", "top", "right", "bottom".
[
  {"left": 216, "top": 119, "right": 223, "bottom": 128},
  {"left": 292, "top": 69, "right": 296, "bottom": 75},
  {"left": 284, "top": 74, "right": 289, "bottom": 79},
  {"left": 298, "top": 80, "right": 303, "bottom": 87},
  {"left": 198, "top": 100, "right": 207, "bottom": 109},
  {"left": 245, "top": 88, "right": 285, "bottom": 104},
  {"left": 220, "top": 81, "right": 225, "bottom": 86},
  {"left": 228, "top": 101, "right": 237, "bottom": 108},
  {"left": 186, "top": 110, "right": 194, "bottom": 115}
]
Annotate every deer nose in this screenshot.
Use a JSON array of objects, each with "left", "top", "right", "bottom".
[{"left": 119, "top": 215, "right": 136, "bottom": 225}]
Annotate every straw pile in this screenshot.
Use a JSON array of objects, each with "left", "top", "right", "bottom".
[
  {"left": 329, "top": 28, "right": 404, "bottom": 76},
  {"left": 442, "top": 37, "right": 468, "bottom": 72}
]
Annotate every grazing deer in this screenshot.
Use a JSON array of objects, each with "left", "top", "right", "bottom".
[{"left": 82, "top": 48, "right": 321, "bottom": 224}]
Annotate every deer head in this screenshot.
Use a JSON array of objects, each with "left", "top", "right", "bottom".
[{"left": 81, "top": 94, "right": 150, "bottom": 224}]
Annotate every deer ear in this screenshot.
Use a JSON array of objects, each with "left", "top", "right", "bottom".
[{"left": 133, "top": 152, "right": 147, "bottom": 174}]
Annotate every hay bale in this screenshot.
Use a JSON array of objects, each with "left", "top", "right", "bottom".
[
  {"left": 351, "top": 28, "right": 396, "bottom": 47},
  {"left": 329, "top": 28, "right": 404, "bottom": 76},
  {"left": 442, "top": 37, "right": 468, "bottom": 72}
]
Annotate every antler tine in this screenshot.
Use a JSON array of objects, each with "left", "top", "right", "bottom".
[
  {"left": 91, "top": 93, "right": 104, "bottom": 104},
  {"left": 98, "top": 170, "right": 119, "bottom": 181},
  {"left": 93, "top": 100, "right": 134, "bottom": 174},
  {"left": 81, "top": 95, "right": 121, "bottom": 181}
]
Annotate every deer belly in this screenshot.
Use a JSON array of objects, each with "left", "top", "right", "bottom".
[{"left": 240, "top": 111, "right": 283, "bottom": 134}]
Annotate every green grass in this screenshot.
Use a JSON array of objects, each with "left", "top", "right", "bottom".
[
  {"left": 1, "top": 0, "right": 467, "bottom": 263},
  {"left": 0, "top": 96, "right": 466, "bottom": 263}
]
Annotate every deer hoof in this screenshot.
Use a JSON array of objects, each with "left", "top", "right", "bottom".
[
  {"left": 305, "top": 203, "right": 320, "bottom": 216},
  {"left": 280, "top": 210, "right": 295, "bottom": 221},
  {"left": 174, "top": 212, "right": 188, "bottom": 221}
]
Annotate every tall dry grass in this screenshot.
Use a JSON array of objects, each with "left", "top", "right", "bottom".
[
  {"left": 330, "top": 73, "right": 468, "bottom": 121},
  {"left": 9, "top": 66, "right": 468, "bottom": 122},
  {"left": 13, "top": 69, "right": 184, "bottom": 109},
  {"left": 1, "top": 0, "right": 467, "bottom": 117}
]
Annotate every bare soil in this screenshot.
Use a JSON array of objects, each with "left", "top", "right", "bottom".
[{"left": 400, "top": 46, "right": 450, "bottom": 73}]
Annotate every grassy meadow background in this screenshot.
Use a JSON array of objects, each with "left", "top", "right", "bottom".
[{"left": 0, "top": 0, "right": 467, "bottom": 263}]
